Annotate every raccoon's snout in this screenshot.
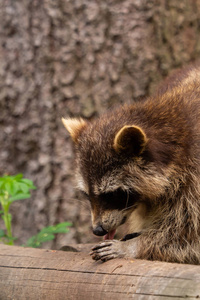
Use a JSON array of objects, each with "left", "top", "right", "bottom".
[{"left": 93, "top": 225, "right": 108, "bottom": 236}]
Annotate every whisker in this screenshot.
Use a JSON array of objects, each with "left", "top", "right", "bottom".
[
  {"left": 122, "top": 203, "right": 136, "bottom": 212},
  {"left": 74, "top": 198, "right": 91, "bottom": 209},
  {"left": 125, "top": 191, "right": 129, "bottom": 209}
]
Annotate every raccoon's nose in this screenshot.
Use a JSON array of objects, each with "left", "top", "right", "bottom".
[{"left": 93, "top": 225, "right": 108, "bottom": 236}]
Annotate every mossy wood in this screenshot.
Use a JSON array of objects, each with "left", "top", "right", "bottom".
[{"left": 0, "top": 244, "right": 200, "bottom": 299}]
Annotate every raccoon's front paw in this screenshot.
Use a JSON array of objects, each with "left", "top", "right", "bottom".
[{"left": 90, "top": 240, "right": 125, "bottom": 262}]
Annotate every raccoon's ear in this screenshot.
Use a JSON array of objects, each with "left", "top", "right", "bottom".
[
  {"left": 62, "top": 117, "right": 87, "bottom": 143},
  {"left": 113, "top": 125, "right": 147, "bottom": 156}
]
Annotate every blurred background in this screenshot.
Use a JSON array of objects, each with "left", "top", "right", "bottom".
[{"left": 1, "top": 0, "right": 200, "bottom": 249}]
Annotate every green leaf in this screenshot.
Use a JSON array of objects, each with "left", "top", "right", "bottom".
[
  {"left": 13, "top": 174, "right": 23, "bottom": 180},
  {"left": 25, "top": 222, "right": 72, "bottom": 248},
  {"left": 0, "top": 210, "right": 4, "bottom": 215},
  {"left": 26, "top": 232, "right": 55, "bottom": 248},
  {"left": 0, "top": 229, "right": 5, "bottom": 238},
  {"left": 40, "top": 226, "right": 69, "bottom": 234},
  {"left": 54, "top": 227, "right": 70, "bottom": 234},
  {"left": 0, "top": 180, "right": 4, "bottom": 189},
  {"left": 40, "top": 222, "right": 72, "bottom": 234},
  {"left": 4, "top": 182, "right": 12, "bottom": 195},
  {"left": 18, "top": 182, "right": 29, "bottom": 193},
  {"left": 36, "top": 232, "right": 55, "bottom": 243},
  {"left": 25, "top": 236, "right": 39, "bottom": 248},
  {"left": 56, "top": 222, "right": 72, "bottom": 228},
  {"left": 20, "top": 179, "right": 36, "bottom": 189},
  {"left": 25, "top": 236, "right": 43, "bottom": 248},
  {"left": 9, "top": 193, "right": 31, "bottom": 202},
  {"left": 8, "top": 181, "right": 19, "bottom": 196},
  {"left": 0, "top": 174, "right": 36, "bottom": 197}
]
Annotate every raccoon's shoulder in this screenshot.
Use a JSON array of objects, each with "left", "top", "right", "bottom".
[{"left": 156, "top": 63, "right": 200, "bottom": 96}]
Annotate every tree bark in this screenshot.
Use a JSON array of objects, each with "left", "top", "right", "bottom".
[
  {"left": 1, "top": 244, "right": 200, "bottom": 300},
  {"left": 0, "top": 0, "right": 200, "bottom": 248}
]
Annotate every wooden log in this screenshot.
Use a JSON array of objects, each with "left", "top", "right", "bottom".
[{"left": 0, "top": 244, "right": 200, "bottom": 300}]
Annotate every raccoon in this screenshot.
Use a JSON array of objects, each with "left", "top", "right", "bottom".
[{"left": 62, "top": 65, "right": 200, "bottom": 264}]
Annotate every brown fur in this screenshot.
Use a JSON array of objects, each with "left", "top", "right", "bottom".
[{"left": 63, "top": 64, "right": 200, "bottom": 264}]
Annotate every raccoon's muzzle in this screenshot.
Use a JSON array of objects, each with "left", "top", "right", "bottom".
[
  {"left": 93, "top": 225, "right": 117, "bottom": 240},
  {"left": 93, "top": 225, "right": 108, "bottom": 236}
]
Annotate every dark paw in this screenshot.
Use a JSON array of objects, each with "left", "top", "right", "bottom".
[{"left": 90, "top": 240, "right": 122, "bottom": 262}]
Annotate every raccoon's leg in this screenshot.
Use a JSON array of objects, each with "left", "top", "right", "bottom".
[{"left": 90, "top": 239, "right": 138, "bottom": 262}]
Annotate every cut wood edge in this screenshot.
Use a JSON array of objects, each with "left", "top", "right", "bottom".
[{"left": 0, "top": 244, "right": 200, "bottom": 300}]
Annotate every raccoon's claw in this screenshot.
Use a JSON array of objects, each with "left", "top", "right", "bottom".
[{"left": 90, "top": 240, "right": 124, "bottom": 262}]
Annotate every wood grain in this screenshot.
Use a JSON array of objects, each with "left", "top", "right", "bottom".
[{"left": 0, "top": 244, "right": 200, "bottom": 299}]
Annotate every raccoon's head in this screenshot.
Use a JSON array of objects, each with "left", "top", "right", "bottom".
[{"left": 62, "top": 113, "right": 173, "bottom": 239}]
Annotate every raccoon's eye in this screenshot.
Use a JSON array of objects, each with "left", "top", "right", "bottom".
[
  {"left": 101, "top": 189, "right": 127, "bottom": 202},
  {"left": 99, "top": 188, "right": 138, "bottom": 210}
]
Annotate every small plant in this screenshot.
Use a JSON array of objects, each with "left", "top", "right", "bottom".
[
  {"left": 0, "top": 173, "right": 72, "bottom": 247},
  {"left": 25, "top": 222, "right": 72, "bottom": 248},
  {"left": 0, "top": 173, "right": 36, "bottom": 245}
]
